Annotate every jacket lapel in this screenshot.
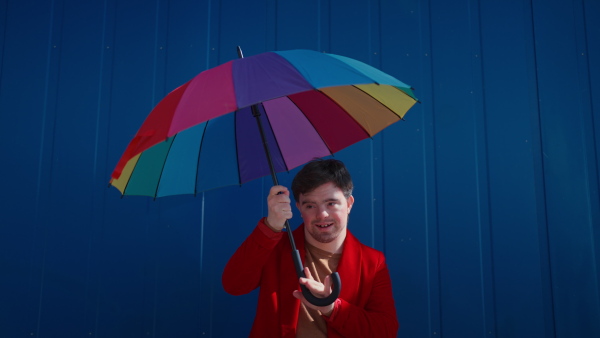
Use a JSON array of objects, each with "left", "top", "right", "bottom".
[{"left": 336, "top": 230, "right": 362, "bottom": 304}]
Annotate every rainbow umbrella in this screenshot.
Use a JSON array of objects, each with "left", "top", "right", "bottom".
[
  {"left": 110, "top": 49, "right": 417, "bottom": 198},
  {"left": 109, "top": 48, "right": 418, "bottom": 306}
]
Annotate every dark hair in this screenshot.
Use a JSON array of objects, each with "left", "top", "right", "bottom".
[{"left": 291, "top": 159, "right": 353, "bottom": 201}]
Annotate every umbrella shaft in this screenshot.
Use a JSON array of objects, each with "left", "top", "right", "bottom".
[
  {"left": 251, "top": 104, "right": 299, "bottom": 256},
  {"left": 251, "top": 104, "right": 279, "bottom": 185}
]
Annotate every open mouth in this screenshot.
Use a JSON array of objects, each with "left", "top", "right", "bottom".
[{"left": 315, "top": 223, "right": 333, "bottom": 229}]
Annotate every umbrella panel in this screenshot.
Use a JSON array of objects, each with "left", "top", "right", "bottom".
[
  {"left": 236, "top": 104, "right": 287, "bottom": 185},
  {"left": 168, "top": 61, "right": 237, "bottom": 137},
  {"left": 111, "top": 81, "right": 189, "bottom": 181},
  {"left": 122, "top": 137, "right": 174, "bottom": 197},
  {"left": 263, "top": 97, "right": 330, "bottom": 170},
  {"left": 355, "top": 84, "right": 416, "bottom": 119},
  {"left": 157, "top": 122, "right": 207, "bottom": 197},
  {"left": 288, "top": 90, "right": 370, "bottom": 153},
  {"left": 232, "top": 52, "right": 313, "bottom": 108},
  {"left": 321, "top": 86, "right": 401, "bottom": 136},
  {"left": 274, "top": 50, "right": 375, "bottom": 88},
  {"left": 196, "top": 114, "right": 240, "bottom": 193}
]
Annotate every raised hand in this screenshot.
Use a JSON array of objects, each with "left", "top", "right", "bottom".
[
  {"left": 265, "top": 185, "right": 293, "bottom": 231},
  {"left": 292, "top": 267, "right": 335, "bottom": 316}
]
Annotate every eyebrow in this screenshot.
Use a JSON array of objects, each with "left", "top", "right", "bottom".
[{"left": 300, "top": 198, "right": 340, "bottom": 205}]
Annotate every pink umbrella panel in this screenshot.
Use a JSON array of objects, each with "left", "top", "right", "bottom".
[{"left": 110, "top": 49, "right": 417, "bottom": 198}]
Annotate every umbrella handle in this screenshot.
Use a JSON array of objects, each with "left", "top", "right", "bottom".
[{"left": 291, "top": 248, "right": 341, "bottom": 307}]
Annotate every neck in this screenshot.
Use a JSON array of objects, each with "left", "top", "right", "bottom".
[{"left": 304, "top": 228, "right": 346, "bottom": 254}]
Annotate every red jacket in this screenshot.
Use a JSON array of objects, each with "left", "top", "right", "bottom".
[{"left": 222, "top": 219, "right": 399, "bottom": 337}]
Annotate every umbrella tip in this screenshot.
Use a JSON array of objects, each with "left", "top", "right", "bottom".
[{"left": 237, "top": 46, "right": 244, "bottom": 58}]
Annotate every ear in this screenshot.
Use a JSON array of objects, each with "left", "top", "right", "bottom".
[{"left": 347, "top": 195, "right": 354, "bottom": 213}]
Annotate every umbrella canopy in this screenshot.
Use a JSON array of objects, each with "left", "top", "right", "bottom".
[{"left": 110, "top": 49, "right": 417, "bottom": 198}]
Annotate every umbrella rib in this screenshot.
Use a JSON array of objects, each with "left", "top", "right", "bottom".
[
  {"left": 153, "top": 135, "right": 178, "bottom": 199},
  {"left": 233, "top": 109, "right": 243, "bottom": 187},
  {"left": 261, "top": 102, "right": 291, "bottom": 173},
  {"left": 194, "top": 122, "right": 210, "bottom": 196},
  {"left": 120, "top": 154, "right": 141, "bottom": 198}
]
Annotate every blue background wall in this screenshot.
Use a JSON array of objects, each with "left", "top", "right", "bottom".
[{"left": 1, "top": 0, "right": 599, "bottom": 337}]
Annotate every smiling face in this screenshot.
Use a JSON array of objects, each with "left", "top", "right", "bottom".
[{"left": 296, "top": 182, "right": 354, "bottom": 252}]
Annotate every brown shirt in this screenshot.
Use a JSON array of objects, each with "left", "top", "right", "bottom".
[{"left": 296, "top": 242, "right": 341, "bottom": 338}]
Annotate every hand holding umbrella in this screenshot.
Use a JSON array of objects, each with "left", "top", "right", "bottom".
[{"left": 265, "top": 186, "right": 293, "bottom": 231}]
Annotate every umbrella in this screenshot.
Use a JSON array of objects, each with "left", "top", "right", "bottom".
[{"left": 109, "top": 47, "right": 418, "bottom": 306}]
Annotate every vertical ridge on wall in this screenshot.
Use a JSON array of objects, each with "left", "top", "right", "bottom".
[
  {"left": 582, "top": 0, "right": 600, "bottom": 316},
  {"left": 573, "top": 0, "right": 600, "bottom": 330},
  {"left": 33, "top": 0, "right": 64, "bottom": 335},
  {"left": 574, "top": 0, "right": 600, "bottom": 269},
  {"left": 532, "top": 0, "right": 600, "bottom": 335},
  {"left": 88, "top": 0, "right": 117, "bottom": 334},
  {"left": 201, "top": 0, "right": 221, "bottom": 335},
  {"left": 368, "top": 0, "right": 383, "bottom": 251},
  {"left": 468, "top": 0, "right": 497, "bottom": 336},
  {"left": 144, "top": 0, "right": 170, "bottom": 333},
  {"left": 0, "top": 0, "right": 6, "bottom": 82},
  {"left": 421, "top": 0, "right": 443, "bottom": 336},
  {"left": 523, "top": 0, "right": 556, "bottom": 336},
  {"left": 37, "top": 0, "right": 63, "bottom": 216},
  {"left": 369, "top": 0, "right": 388, "bottom": 254},
  {"left": 430, "top": 0, "right": 489, "bottom": 335}
]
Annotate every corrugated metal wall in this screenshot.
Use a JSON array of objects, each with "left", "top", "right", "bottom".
[{"left": 1, "top": 0, "right": 598, "bottom": 337}]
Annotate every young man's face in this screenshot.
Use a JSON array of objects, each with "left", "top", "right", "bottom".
[{"left": 296, "top": 182, "right": 354, "bottom": 245}]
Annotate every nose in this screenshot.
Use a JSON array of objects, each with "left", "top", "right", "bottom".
[{"left": 316, "top": 207, "right": 329, "bottom": 219}]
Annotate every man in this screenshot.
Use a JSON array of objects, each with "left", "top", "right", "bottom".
[{"left": 222, "top": 159, "right": 398, "bottom": 337}]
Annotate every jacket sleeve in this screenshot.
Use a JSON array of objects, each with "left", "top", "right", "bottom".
[
  {"left": 222, "top": 218, "right": 284, "bottom": 296},
  {"left": 325, "top": 256, "right": 399, "bottom": 337}
]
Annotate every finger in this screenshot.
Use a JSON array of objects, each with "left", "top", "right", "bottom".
[
  {"left": 267, "top": 187, "right": 291, "bottom": 209},
  {"left": 269, "top": 185, "right": 289, "bottom": 197},
  {"left": 323, "top": 275, "right": 332, "bottom": 294},
  {"left": 268, "top": 191, "right": 291, "bottom": 209},
  {"left": 266, "top": 186, "right": 293, "bottom": 230},
  {"left": 274, "top": 195, "right": 291, "bottom": 205},
  {"left": 298, "top": 277, "right": 316, "bottom": 288},
  {"left": 298, "top": 276, "right": 312, "bottom": 286},
  {"left": 303, "top": 267, "right": 313, "bottom": 280}
]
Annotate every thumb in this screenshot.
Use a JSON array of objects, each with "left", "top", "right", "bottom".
[
  {"left": 324, "top": 275, "right": 333, "bottom": 294},
  {"left": 292, "top": 290, "right": 303, "bottom": 300}
]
